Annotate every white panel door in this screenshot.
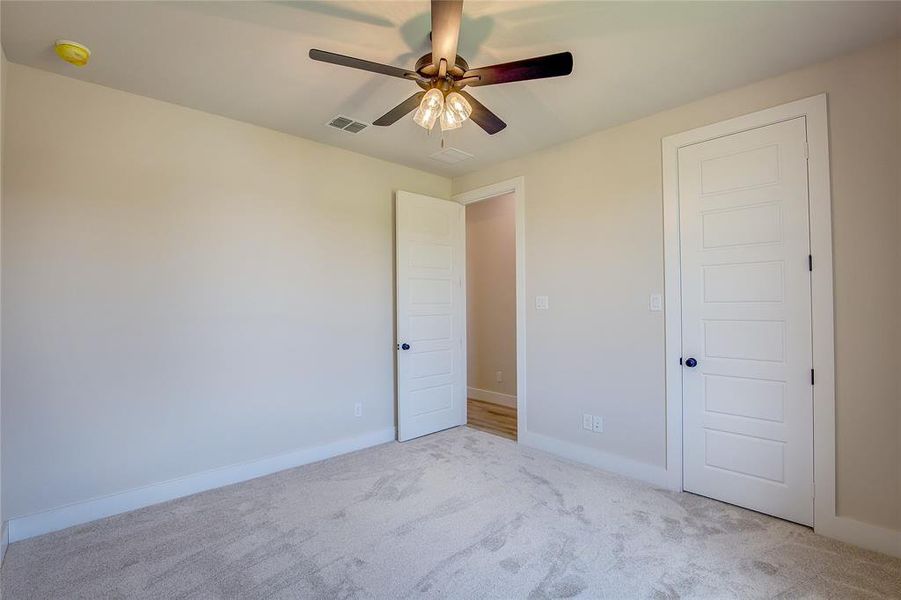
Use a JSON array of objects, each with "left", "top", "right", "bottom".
[
  {"left": 679, "top": 117, "right": 813, "bottom": 525},
  {"left": 396, "top": 191, "right": 466, "bottom": 442}
]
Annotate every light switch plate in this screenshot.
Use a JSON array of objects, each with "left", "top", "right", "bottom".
[
  {"left": 536, "top": 296, "right": 549, "bottom": 310},
  {"left": 582, "top": 414, "right": 593, "bottom": 430},
  {"left": 649, "top": 293, "right": 663, "bottom": 312}
]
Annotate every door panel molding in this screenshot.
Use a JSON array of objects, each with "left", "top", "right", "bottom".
[
  {"left": 662, "top": 95, "right": 900, "bottom": 556},
  {"left": 679, "top": 117, "right": 813, "bottom": 525},
  {"left": 396, "top": 191, "right": 466, "bottom": 441}
]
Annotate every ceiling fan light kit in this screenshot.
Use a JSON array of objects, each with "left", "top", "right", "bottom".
[{"left": 309, "top": 0, "right": 573, "bottom": 136}]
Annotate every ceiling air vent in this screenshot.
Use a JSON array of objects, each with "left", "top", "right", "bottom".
[
  {"left": 429, "top": 147, "right": 474, "bottom": 165},
  {"left": 327, "top": 116, "right": 369, "bottom": 133}
]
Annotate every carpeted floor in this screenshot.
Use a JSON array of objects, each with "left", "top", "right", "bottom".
[{"left": 3, "top": 427, "right": 900, "bottom": 599}]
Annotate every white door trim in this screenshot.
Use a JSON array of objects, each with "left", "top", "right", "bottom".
[
  {"left": 453, "top": 177, "right": 526, "bottom": 440},
  {"left": 663, "top": 94, "right": 891, "bottom": 553}
]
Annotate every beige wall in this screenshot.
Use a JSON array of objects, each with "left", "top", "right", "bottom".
[
  {"left": 0, "top": 19, "right": 6, "bottom": 531},
  {"left": 1, "top": 64, "right": 450, "bottom": 519},
  {"left": 453, "top": 39, "right": 901, "bottom": 531},
  {"left": 466, "top": 193, "right": 516, "bottom": 398}
]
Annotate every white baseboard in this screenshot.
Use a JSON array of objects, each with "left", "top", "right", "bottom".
[
  {"left": 816, "top": 515, "right": 901, "bottom": 558},
  {"left": 519, "top": 431, "right": 669, "bottom": 489},
  {"left": 468, "top": 387, "right": 517, "bottom": 408},
  {"left": 1, "top": 521, "right": 8, "bottom": 564},
  {"left": 8, "top": 427, "right": 396, "bottom": 543}
]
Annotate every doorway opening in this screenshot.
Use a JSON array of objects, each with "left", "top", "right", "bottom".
[
  {"left": 464, "top": 193, "right": 518, "bottom": 440},
  {"left": 395, "top": 178, "right": 525, "bottom": 443}
]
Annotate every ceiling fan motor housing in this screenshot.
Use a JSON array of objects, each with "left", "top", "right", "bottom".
[{"left": 415, "top": 53, "right": 469, "bottom": 79}]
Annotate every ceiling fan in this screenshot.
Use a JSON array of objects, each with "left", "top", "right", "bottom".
[{"left": 309, "top": 0, "right": 573, "bottom": 135}]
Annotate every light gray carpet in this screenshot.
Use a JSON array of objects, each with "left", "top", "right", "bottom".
[{"left": 3, "top": 427, "right": 900, "bottom": 599}]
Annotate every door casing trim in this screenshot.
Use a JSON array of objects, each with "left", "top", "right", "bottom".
[
  {"left": 453, "top": 177, "right": 526, "bottom": 440},
  {"left": 662, "top": 94, "right": 834, "bottom": 529}
]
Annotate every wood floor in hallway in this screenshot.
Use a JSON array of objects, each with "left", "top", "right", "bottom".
[{"left": 467, "top": 398, "right": 517, "bottom": 440}]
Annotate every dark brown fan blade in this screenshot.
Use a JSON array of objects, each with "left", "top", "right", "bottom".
[
  {"left": 431, "top": 0, "right": 463, "bottom": 69},
  {"left": 463, "top": 52, "right": 573, "bottom": 87},
  {"left": 457, "top": 90, "right": 506, "bottom": 135},
  {"left": 309, "top": 49, "right": 421, "bottom": 81},
  {"left": 372, "top": 92, "right": 426, "bottom": 126}
]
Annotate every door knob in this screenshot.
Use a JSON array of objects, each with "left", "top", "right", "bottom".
[
  {"left": 399, "top": 343, "right": 411, "bottom": 350},
  {"left": 684, "top": 357, "right": 698, "bottom": 368}
]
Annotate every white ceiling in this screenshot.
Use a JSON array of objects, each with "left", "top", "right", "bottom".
[{"left": 3, "top": 1, "right": 900, "bottom": 176}]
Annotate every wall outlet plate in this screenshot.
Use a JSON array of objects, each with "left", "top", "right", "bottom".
[
  {"left": 536, "top": 296, "right": 549, "bottom": 310},
  {"left": 354, "top": 402, "right": 362, "bottom": 417},
  {"left": 592, "top": 415, "right": 604, "bottom": 433}
]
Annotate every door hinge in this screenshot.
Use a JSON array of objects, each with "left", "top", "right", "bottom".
[
  {"left": 808, "top": 254, "right": 813, "bottom": 272},
  {"left": 811, "top": 369, "right": 815, "bottom": 385},
  {"left": 679, "top": 357, "right": 683, "bottom": 366}
]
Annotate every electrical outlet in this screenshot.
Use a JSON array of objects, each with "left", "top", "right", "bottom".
[
  {"left": 592, "top": 415, "right": 604, "bottom": 433},
  {"left": 649, "top": 293, "right": 663, "bottom": 312},
  {"left": 354, "top": 402, "right": 362, "bottom": 417},
  {"left": 582, "top": 414, "right": 593, "bottom": 431},
  {"left": 535, "top": 296, "right": 549, "bottom": 310},
  {"left": 496, "top": 370, "right": 503, "bottom": 383}
]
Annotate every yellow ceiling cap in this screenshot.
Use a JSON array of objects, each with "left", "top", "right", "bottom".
[{"left": 55, "top": 40, "right": 91, "bottom": 67}]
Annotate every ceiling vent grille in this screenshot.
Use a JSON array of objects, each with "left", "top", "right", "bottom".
[
  {"left": 429, "top": 147, "right": 474, "bottom": 164},
  {"left": 327, "top": 116, "right": 369, "bottom": 133}
]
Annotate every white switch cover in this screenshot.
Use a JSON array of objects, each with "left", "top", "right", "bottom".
[
  {"left": 496, "top": 370, "right": 503, "bottom": 383},
  {"left": 582, "top": 414, "right": 593, "bottom": 431},
  {"left": 592, "top": 415, "right": 604, "bottom": 433},
  {"left": 536, "top": 296, "right": 549, "bottom": 310},
  {"left": 354, "top": 402, "right": 362, "bottom": 417},
  {"left": 649, "top": 293, "right": 663, "bottom": 312}
]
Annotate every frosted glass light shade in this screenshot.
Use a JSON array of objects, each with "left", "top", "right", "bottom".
[
  {"left": 445, "top": 92, "right": 472, "bottom": 120},
  {"left": 440, "top": 107, "right": 463, "bottom": 130},
  {"left": 413, "top": 88, "right": 444, "bottom": 130},
  {"left": 440, "top": 91, "right": 472, "bottom": 131}
]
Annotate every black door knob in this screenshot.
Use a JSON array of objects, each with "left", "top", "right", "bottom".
[
  {"left": 400, "top": 343, "right": 411, "bottom": 350},
  {"left": 684, "top": 357, "right": 698, "bottom": 368}
]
